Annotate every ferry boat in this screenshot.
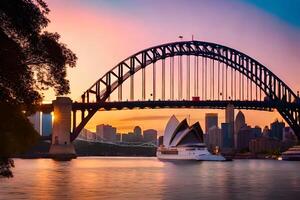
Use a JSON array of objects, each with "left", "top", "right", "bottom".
[
  {"left": 282, "top": 145, "right": 300, "bottom": 161},
  {"left": 157, "top": 115, "right": 226, "bottom": 161}
]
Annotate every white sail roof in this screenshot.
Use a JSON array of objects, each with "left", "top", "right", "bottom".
[
  {"left": 169, "top": 128, "right": 190, "bottom": 147},
  {"left": 163, "top": 115, "right": 180, "bottom": 147}
]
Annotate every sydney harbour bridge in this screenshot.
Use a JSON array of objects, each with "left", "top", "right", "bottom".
[{"left": 39, "top": 40, "right": 300, "bottom": 157}]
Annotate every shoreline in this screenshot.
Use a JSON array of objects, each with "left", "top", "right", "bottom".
[{"left": 14, "top": 154, "right": 282, "bottom": 160}]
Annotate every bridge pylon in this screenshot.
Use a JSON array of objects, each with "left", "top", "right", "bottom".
[{"left": 49, "top": 97, "right": 76, "bottom": 160}]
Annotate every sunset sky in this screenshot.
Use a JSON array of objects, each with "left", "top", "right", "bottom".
[{"left": 44, "top": 0, "right": 300, "bottom": 134}]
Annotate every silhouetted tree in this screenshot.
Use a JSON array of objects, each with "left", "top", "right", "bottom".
[{"left": 0, "top": 0, "right": 77, "bottom": 177}]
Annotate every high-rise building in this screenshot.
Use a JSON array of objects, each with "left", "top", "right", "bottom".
[
  {"left": 133, "top": 126, "right": 143, "bottom": 142},
  {"left": 78, "top": 128, "right": 96, "bottom": 141},
  {"left": 205, "top": 113, "right": 218, "bottom": 133},
  {"left": 42, "top": 113, "right": 52, "bottom": 136},
  {"left": 234, "top": 111, "right": 246, "bottom": 149},
  {"left": 235, "top": 111, "right": 246, "bottom": 133},
  {"left": 207, "top": 126, "right": 222, "bottom": 151},
  {"left": 221, "top": 123, "right": 234, "bottom": 150},
  {"left": 249, "top": 137, "right": 282, "bottom": 154},
  {"left": 225, "top": 104, "right": 234, "bottom": 124},
  {"left": 134, "top": 126, "right": 142, "bottom": 135},
  {"left": 78, "top": 129, "right": 87, "bottom": 140},
  {"left": 143, "top": 129, "right": 158, "bottom": 144},
  {"left": 96, "top": 124, "right": 117, "bottom": 142},
  {"left": 262, "top": 126, "right": 270, "bottom": 137},
  {"left": 252, "top": 126, "right": 262, "bottom": 138},
  {"left": 283, "top": 127, "right": 297, "bottom": 141},
  {"left": 122, "top": 132, "right": 135, "bottom": 142},
  {"left": 270, "top": 120, "right": 285, "bottom": 140},
  {"left": 225, "top": 104, "right": 234, "bottom": 150},
  {"left": 237, "top": 126, "right": 256, "bottom": 151},
  {"left": 115, "top": 133, "right": 121, "bottom": 142}
]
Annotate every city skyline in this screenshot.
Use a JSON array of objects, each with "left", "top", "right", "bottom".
[
  {"left": 41, "top": 0, "right": 300, "bottom": 134},
  {"left": 78, "top": 110, "right": 286, "bottom": 137},
  {"left": 2, "top": 1, "right": 300, "bottom": 199}
]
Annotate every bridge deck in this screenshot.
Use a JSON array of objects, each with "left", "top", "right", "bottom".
[{"left": 38, "top": 100, "right": 300, "bottom": 113}]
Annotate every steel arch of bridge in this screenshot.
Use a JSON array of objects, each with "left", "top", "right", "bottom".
[{"left": 71, "top": 40, "right": 300, "bottom": 141}]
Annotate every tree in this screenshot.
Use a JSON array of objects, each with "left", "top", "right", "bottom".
[{"left": 0, "top": 0, "right": 77, "bottom": 177}]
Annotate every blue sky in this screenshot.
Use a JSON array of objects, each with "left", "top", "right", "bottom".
[{"left": 243, "top": 0, "right": 300, "bottom": 28}]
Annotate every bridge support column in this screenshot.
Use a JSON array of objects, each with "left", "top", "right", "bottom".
[{"left": 49, "top": 97, "right": 76, "bottom": 160}]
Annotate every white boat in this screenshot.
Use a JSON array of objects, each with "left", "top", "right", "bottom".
[
  {"left": 157, "top": 144, "right": 226, "bottom": 161},
  {"left": 157, "top": 115, "right": 226, "bottom": 161},
  {"left": 282, "top": 145, "right": 300, "bottom": 161}
]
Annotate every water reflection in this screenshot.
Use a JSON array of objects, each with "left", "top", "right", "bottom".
[{"left": 1, "top": 158, "right": 300, "bottom": 200}]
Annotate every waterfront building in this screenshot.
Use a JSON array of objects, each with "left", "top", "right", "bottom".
[
  {"left": 282, "top": 127, "right": 298, "bottom": 149},
  {"left": 234, "top": 111, "right": 246, "bottom": 149},
  {"left": 207, "top": 126, "right": 222, "bottom": 151},
  {"left": 235, "top": 111, "right": 246, "bottom": 133},
  {"left": 143, "top": 129, "right": 158, "bottom": 144},
  {"left": 121, "top": 133, "right": 128, "bottom": 142},
  {"left": 116, "top": 133, "right": 121, "bottom": 142},
  {"left": 42, "top": 113, "right": 52, "bottom": 136},
  {"left": 252, "top": 126, "right": 262, "bottom": 138},
  {"left": 121, "top": 127, "right": 144, "bottom": 143},
  {"left": 270, "top": 120, "right": 285, "bottom": 140},
  {"left": 87, "top": 132, "right": 96, "bottom": 141},
  {"left": 134, "top": 126, "right": 142, "bottom": 136},
  {"left": 78, "top": 128, "right": 96, "bottom": 141},
  {"left": 283, "top": 127, "right": 297, "bottom": 141},
  {"left": 221, "top": 123, "right": 234, "bottom": 150},
  {"left": 249, "top": 137, "right": 282, "bottom": 154},
  {"left": 225, "top": 104, "right": 234, "bottom": 150},
  {"left": 237, "top": 126, "right": 256, "bottom": 151},
  {"left": 262, "top": 126, "right": 271, "bottom": 137},
  {"left": 78, "top": 128, "right": 87, "bottom": 140},
  {"left": 158, "top": 136, "right": 164, "bottom": 146},
  {"left": 205, "top": 113, "right": 218, "bottom": 134},
  {"left": 96, "top": 124, "right": 117, "bottom": 142},
  {"left": 122, "top": 132, "right": 135, "bottom": 142},
  {"left": 134, "top": 126, "right": 143, "bottom": 142}
]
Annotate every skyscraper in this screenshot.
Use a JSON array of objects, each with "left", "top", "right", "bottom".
[
  {"left": 252, "top": 126, "right": 262, "bottom": 138},
  {"left": 134, "top": 126, "right": 143, "bottom": 142},
  {"left": 235, "top": 111, "right": 246, "bottom": 133},
  {"left": 262, "top": 126, "right": 270, "bottom": 137},
  {"left": 237, "top": 126, "right": 256, "bottom": 151},
  {"left": 134, "top": 126, "right": 142, "bottom": 137},
  {"left": 205, "top": 113, "right": 218, "bottom": 133},
  {"left": 224, "top": 104, "right": 234, "bottom": 150},
  {"left": 143, "top": 129, "right": 158, "bottom": 144},
  {"left": 221, "top": 123, "right": 234, "bottom": 150},
  {"left": 225, "top": 104, "right": 234, "bottom": 124},
  {"left": 96, "top": 124, "right": 117, "bottom": 142},
  {"left": 270, "top": 120, "right": 285, "bottom": 140},
  {"left": 234, "top": 111, "right": 246, "bottom": 149},
  {"left": 207, "top": 126, "right": 222, "bottom": 151},
  {"left": 283, "top": 127, "right": 297, "bottom": 141}
]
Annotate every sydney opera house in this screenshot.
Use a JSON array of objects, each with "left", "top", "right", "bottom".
[
  {"left": 157, "top": 115, "right": 226, "bottom": 161},
  {"left": 162, "top": 115, "right": 204, "bottom": 148}
]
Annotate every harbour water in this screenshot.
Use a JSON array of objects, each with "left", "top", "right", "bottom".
[{"left": 1, "top": 158, "right": 300, "bottom": 200}]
